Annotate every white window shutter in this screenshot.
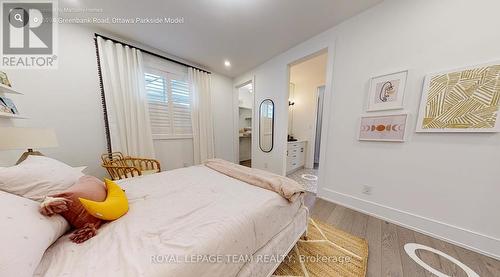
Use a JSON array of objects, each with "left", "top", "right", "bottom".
[
  {"left": 170, "top": 78, "right": 192, "bottom": 135},
  {"left": 145, "top": 69, "right": 192, "bottom": 138}
]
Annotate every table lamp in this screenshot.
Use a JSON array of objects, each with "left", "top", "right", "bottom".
[{"left": 0, "top": 127, "right": 59, "bottom": 164}]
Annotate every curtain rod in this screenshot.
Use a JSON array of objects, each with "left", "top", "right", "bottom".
[{"left": 94, "top": 33, "right": 211, "bottom": 74}]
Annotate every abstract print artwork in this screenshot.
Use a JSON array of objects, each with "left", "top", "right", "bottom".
[
  {"left": 359, "top": 113, "right": 408, "bottom": 142},
  {"left": 367, "top": 70, "right": 407, "bottom": 111},
  {"left": 416, "top": 62, "right": 500, "bottom": 132},
  {"left": 375, "top": 79, "right": 400, "bottom": 104}
]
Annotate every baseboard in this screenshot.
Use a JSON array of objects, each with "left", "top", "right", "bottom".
[{"left": 318, "top": 188, "right": 500, "bottom": 260}]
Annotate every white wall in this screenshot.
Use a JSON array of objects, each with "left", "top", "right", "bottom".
[
  {"left": 0, "top": 24, "right": 107, "bottom": 177},
  {"left": 153, "top": 138, "right": 194, "bottom": 170},
  {"left": 212, "top": 73, "right": 236, "bottom": 162},
  {"left": 0, "top": 23, "right": 234, "bottom": 176},
  {"left": 235, "top": 63, "right": 294, "bottom": 174},
  {"left": 234, "top": 0, "right": 500, "bottom": 258}
]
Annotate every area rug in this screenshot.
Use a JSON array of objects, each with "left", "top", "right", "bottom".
[
  {"left": 273, "top": 218, "right": 368, "bottom": 277},
  {"left": 286, "top": 169, "right": 318, "bottom": 193}
]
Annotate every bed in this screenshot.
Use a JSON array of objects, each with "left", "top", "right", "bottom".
[{"left": 34, "top": 165, "right": 308, "bottom": 277}]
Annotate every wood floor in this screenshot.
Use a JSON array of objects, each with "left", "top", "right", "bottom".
[
  {"left": 239, "top": 160, "right": 251, "bottom": 167},
  {"left": 309, "top": 197, "right": 500, "bottom": 277}
]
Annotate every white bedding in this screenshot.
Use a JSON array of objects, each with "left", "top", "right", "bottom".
[
  {"left": 35, "top": 165, "right": 305, "bottom": 277},
  {"left": 238, "top": 207, "right": 308, "bottom": 277}
]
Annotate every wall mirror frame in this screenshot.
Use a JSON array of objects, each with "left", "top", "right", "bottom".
[{"left": 259, "top": 99, "right": 274, "bottom": 153}]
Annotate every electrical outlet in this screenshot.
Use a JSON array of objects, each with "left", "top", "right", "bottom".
[
  {"left": 362, "top": 185, "right": 373, "bottom": 195},
  {"left": 183, "top": 162, "right": 189, "bottom": 167}
]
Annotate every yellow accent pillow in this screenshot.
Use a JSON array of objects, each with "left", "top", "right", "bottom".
[{"left": 79, "top": 179, "right": 129, "bottom": 220}]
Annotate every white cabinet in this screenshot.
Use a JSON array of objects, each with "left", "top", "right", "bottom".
[
  {"left": 286, "top": 141, "right": 306, "bottom": 174},
  {"left": 239, "top": 136, "right": 251, "bottom": 161}
]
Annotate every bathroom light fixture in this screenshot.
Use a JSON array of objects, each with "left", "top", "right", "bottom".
[{"left": 224, "top": 60, "right": 231, "bottom": 67}]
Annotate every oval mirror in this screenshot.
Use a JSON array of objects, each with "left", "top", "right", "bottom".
[{"left": 259, "top": 99, "right": 274, "bottom": 152}]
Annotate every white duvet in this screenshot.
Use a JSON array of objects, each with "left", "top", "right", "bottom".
[{"left": 35, "top": 165, "right": 303, "bottom": 277}]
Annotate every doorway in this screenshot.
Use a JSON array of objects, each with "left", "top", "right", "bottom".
[
  {"left": 286, "top": 51, "right": 327, "bottom": 193},
  {"left": 236, "top": 82, "right": 253, "bottom": 167},
  {"left": 313, "top": 86, "right": 325, "bottom": 169}
]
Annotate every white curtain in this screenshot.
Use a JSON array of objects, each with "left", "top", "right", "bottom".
[
  {"left": 189, "top": 68, "right": 214, "bottom": 164},
  {"left": 97, "top": 37, "right": 155, "bottom": 157}
]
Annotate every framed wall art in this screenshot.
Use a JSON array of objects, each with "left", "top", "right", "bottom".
[
  {"left": 367, "top": 70, "right": 408, "bottom": 111},
  {"left": 358, "top": 113, "right": 409, "bottom": 142},
  {"left": 416, "top": 61, "right": 500, "bottom": 132}
]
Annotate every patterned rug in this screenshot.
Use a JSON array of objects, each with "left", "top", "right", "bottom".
[{"left": 273, "top": 218, "right": 369, "bottom": 277}]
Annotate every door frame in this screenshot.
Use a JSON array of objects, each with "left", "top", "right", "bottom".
[
  {"left": 310, "top": 85, "right": 325, "bottom": 168},
  {"left": 286, "top": 48, "right": 330, "bottom": 176},
  {"left": 233, "top": 77, "right": 255, "bottom": 165}
]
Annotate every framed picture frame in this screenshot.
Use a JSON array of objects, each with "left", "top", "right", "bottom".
[
  {"left": 366, "top": 70, "right": 408, "bottom": 111},
  {"left": 416, "top": 61, "right": 500, "bottom": 133},
  {"left": 358, "top": 113, "right": 409, "bottom": 142}
]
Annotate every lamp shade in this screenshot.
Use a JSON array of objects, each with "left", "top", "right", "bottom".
[{"left": 0, "top": 127, "right": 59, "bottom": 150}]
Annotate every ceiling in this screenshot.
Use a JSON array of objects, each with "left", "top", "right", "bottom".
[{"left": 61, "top": 0, "right": 382, "bottom": 77}]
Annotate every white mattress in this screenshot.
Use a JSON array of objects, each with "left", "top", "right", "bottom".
[
  {"left": 237, "top": 207, "right": 308, "bottom": 277},
  {"left": 35, "top": 165, "right": 305, "bottom": 277}
]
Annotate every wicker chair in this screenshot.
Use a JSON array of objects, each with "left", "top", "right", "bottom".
[{"left": 101, "top": 152, "right": 161, "bottom": 180}]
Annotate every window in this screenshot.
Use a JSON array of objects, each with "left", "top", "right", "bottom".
[{"left": 145, "top": 68, "right": 192, "bottom": 139}]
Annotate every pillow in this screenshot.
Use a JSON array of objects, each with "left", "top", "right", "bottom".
[
  {"left": 0, "top": 191, "right": 69, "bottom": 277},
  {"left": 0, "top": 156, "right": 83, "bottom": 201},
  {"left": 39, "top": 175, "right": 106, "bottom": 243},
  {"left": 79, "top": 179, "right": 129, "bottom": 221}
]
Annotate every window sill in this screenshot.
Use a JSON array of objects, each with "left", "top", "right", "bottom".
[{"left": 153, "top": 134, "right": 193, "bottom": 140}]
